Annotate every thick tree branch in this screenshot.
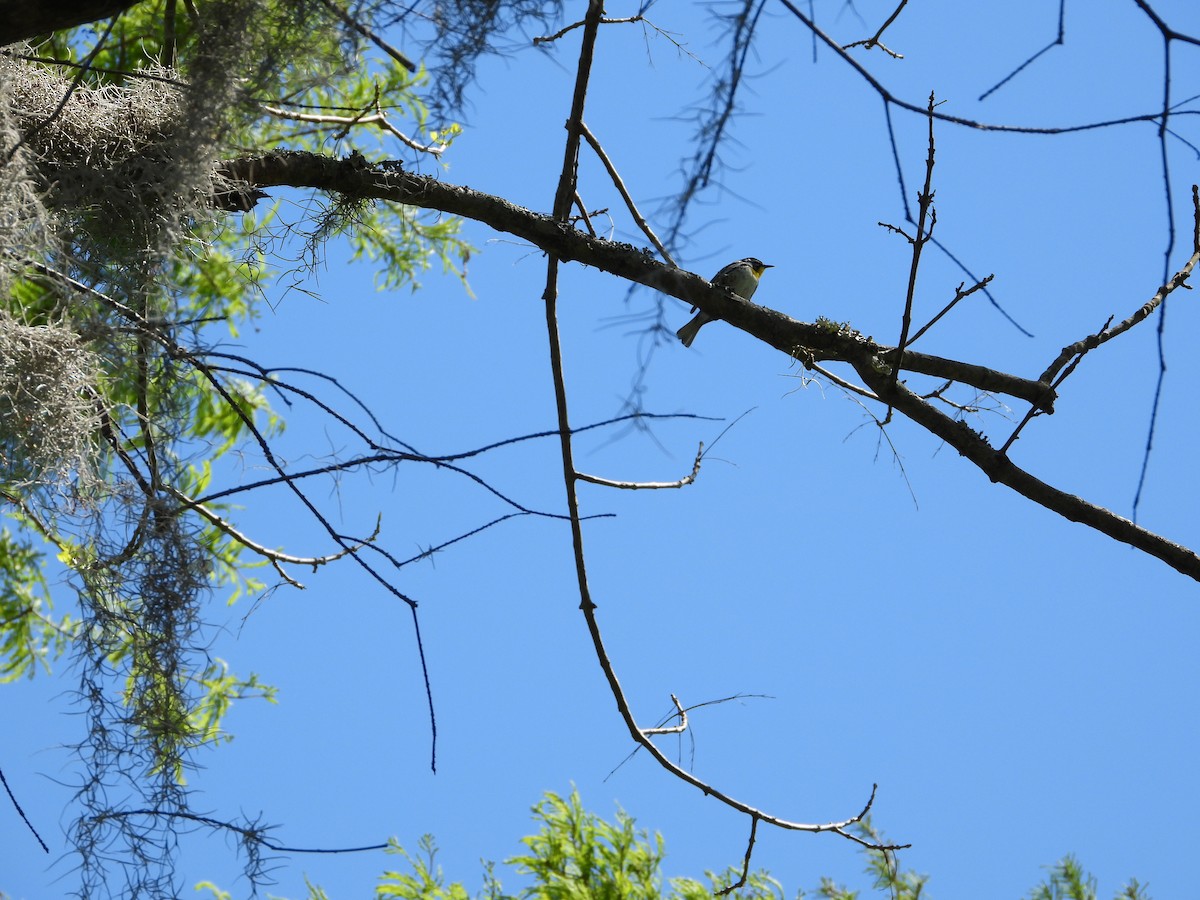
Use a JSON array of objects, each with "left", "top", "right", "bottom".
[
  {"left": 218, "top": 151, "right": 1056, "bottom": 412},
  {"left": 853, "top": 361, "right": 1200, "bottom": 580},
  {"left": 0, "top": 0, "right": 143, "bottom": 44},
  {"left": 216, "top": 150, "right": 1200, "bottom": 581}
]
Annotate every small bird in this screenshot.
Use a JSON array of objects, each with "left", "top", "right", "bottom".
[
  {"left": 211, "top": 186, "right": 270, "bottom": 212},
  {"left": 676, "top": 257, "right": 774, "bottom": 347}
]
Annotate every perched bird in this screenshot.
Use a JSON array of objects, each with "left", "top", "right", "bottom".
[
  {"left": 211, "top": 186, "right": 270, "bottom": 212},
  {"left": 676, "top": 257, "right": 774, "bottom": 347}
]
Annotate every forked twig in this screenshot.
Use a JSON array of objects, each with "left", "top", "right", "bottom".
[
  {"left": 886, "top": 91, "right": 940, "bottom": 421},
  {"left": 842, "top": 0, "right": 908, "bottom": 58},
  {"left": 540, "top": 0, "right": 904, "bottom": 867},
  {"left": 1040, "top": 185, "right": 1200, "bottom": 385},
  {"left": 641, "top": 695, "right": 689, "bottom": 736},
  {"left": 263, "top": 105, "right": 446, "bottom": 155},
  {"left": 576, "top": 443, "right": 703, "bottom": 489},
  {"left": 908, "top": 274, "right": 995, "bottom": 345}
]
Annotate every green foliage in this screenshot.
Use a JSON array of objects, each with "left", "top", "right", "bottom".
[
  {"left": 187, "top": 369, "right": 282, "bottom": 456},
  {"left": 788, "top": 818, "right": 924, "bottom": 900},
  {"left": 188, "top": 657, "right": 277, "bottom": 746},
  {"left": 0, "top": 527, "right": 73, "bottom": 680},
  {"left": 508, "top": 789, "right": 666, "bottom": 899},
  {"left": 371, "top": 790, "right": 785, "bottom": 900},
  {"left": 172, "top": 224, "right": 276, "bottom": 341},
  {"left": 376, "top": 835, "right": 473, "bottom": 900},
  {"left": 194, "top": 882, "right": 232, "bottom": 900},
  {"left": 204, "top": 791, "right": 1151, "bottom": 900},
  {"left": 672, "top": 873, "right": 784, "bottom": 900},
  {"left": 0, "top": 0, "right": 472, "bottom": 773},
  {"left": 253, "top": 58, "right": 475, "bottom": 292},
  {"left": 1026, "top": 855, "right": 1150, "bottom": 900},
  {"left": 854, "top": 819, "right": 927, "bottom": 900},
  {"left": 340, "top": 198, "right": 474, "bottom": 294}
]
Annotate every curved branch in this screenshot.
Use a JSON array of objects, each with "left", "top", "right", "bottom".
[
  {"left": 92, "top": 808, "right": 388, "bottom": 854},
  {"left": 214, "top": 150, "right": 1200, "bottom": 581},
  {"left": 538, "top": 0, "right": 903, "bottom": 855},
  {"left": 166, "top": 484, "right": 382, "bottom": 577},
  {"left": 37, "top": 257, "right": 442, "bottom": 769},
  {"left": 776, "top": 0, "right": 1199, "bottom": 136}
]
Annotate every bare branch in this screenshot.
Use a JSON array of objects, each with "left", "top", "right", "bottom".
[
  {"left": 641, "top": 694, "right": 688, "bottom": 737},
  {"left": 717, "top": 815, "right": 759, "bottom": 896},
  {"left": 533, "top": 15, "right": 645, "bottom": 46},
  {"left": 979, "top": 0, "right": 1065, "bottom": 101},
  {"left": 853, "top": 360, "right": 1200, "bottom": 580},
  {"left": 166, "top": 485, "right": 383, "bottom": 578},
  {"left": 803, "top": 360, "right": 879, "bottom": 403},
  {"left": 908, "top": 275, "right": 996, "bottom": 346},
  {"left": 31, "top": 257, "right": 444, "bottom": 768},
  {"left": 217, "top": 152, "right": 1056, "bottom": 407},
  {"left": 571, "top": 191, "right": 598, "bottom": 235},
  {"left": 777, "top": 1, "right": 1200, "bottom": 136},
  {"left": 263, "top": 105, "right": 447, "bottom": 156},
  {"left": 538, "top": 0, "right": 899, "bottom": 854},
  {"left": 92, "top": 808, "right": 389, "bottom": 854},
  {"left": 0, "top": 763, "right": 48, "bottom": 853},
  {"left": 313, "top": 0, "right": 417, "bottom": 72},
  {"left": 1129, "top": 0, "right": 1200, "bottom": 48},
  {"left": 1040, "top": 185, "right": 1200, "bottom": 385},
  {"left": 579, "top": 120, "right": 676, "bottom": 266},
  {"left": 842, "top": 0, "right": 908, "bottom": 58},
  {"left": 576, "top": 443, "right": 703, "bottom": 490},
  {"left": 887, "top": 92, "right": 940, "bottom": 421}
]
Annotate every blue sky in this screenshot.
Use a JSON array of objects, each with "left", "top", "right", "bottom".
[{"left": 7, "top": 2, "right": 1200, "bottom": 898}]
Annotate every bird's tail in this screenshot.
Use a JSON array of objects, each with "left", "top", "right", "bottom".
[{"left": 676, "top": 313, "right": 709, "bottom": 348}]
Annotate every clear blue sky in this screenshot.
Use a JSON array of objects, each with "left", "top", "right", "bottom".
[{"left": 7, "top": 2, "right": 1200, "bottom": 898}]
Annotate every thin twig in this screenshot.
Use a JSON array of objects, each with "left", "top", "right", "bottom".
[
  {"left": 908, "top": 274, "right": 995, "bottom": 345},
  {"left": 978, "top": 0, "right": 1065, "bottom": 102},
  {"left": 26, "top": 259, "right": 444, "bottom": 770},
  {"left": 717, "top": 815, "right": 759, "bottom": 896},
  {"left": 842, "top": 0, "right": 908, "bottom": 58},
  {"left": 852, "top": 355, "right": 1200, "bottom": 581},
  {"left": 0, "top": 764, "right": 48, "bottom": 853},
  {"left": 576, "top": 443, "right": 702, "bottom": 489},
  {"left": 93, "top": 809, "right": 388, "bottom": 854},
  {"left": 263, "top": 105, "right": 445, "bottom": 155},
  {"left": 1001, "top": 315, "right": 1113, "bottom": 455},
  {"left": 1040, "top": 185, "right": 1200, "bottom": 385},
  {"left": 166, "top": 486, "right": 382, "bottom": 577},
  {"left": 803, "top": 359, "right": 880, "bottom": 402},
  {"left": 641, "top": 695, "right": 689, "bottom": 736},
  {"left": 579, "top": 120, "right": 676, "bottom": 265},
  {"left": 534, "top": 15, "right": 645, "bottom": 45},
  {"left": 572, "top": 191, "right": 598, "bottom": 235},
  {"left": 887, "top": 92, "right": 939, "bottom": 421},
  {"left": 315, "top": 0, "right": 416, "bottom": 71}
]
